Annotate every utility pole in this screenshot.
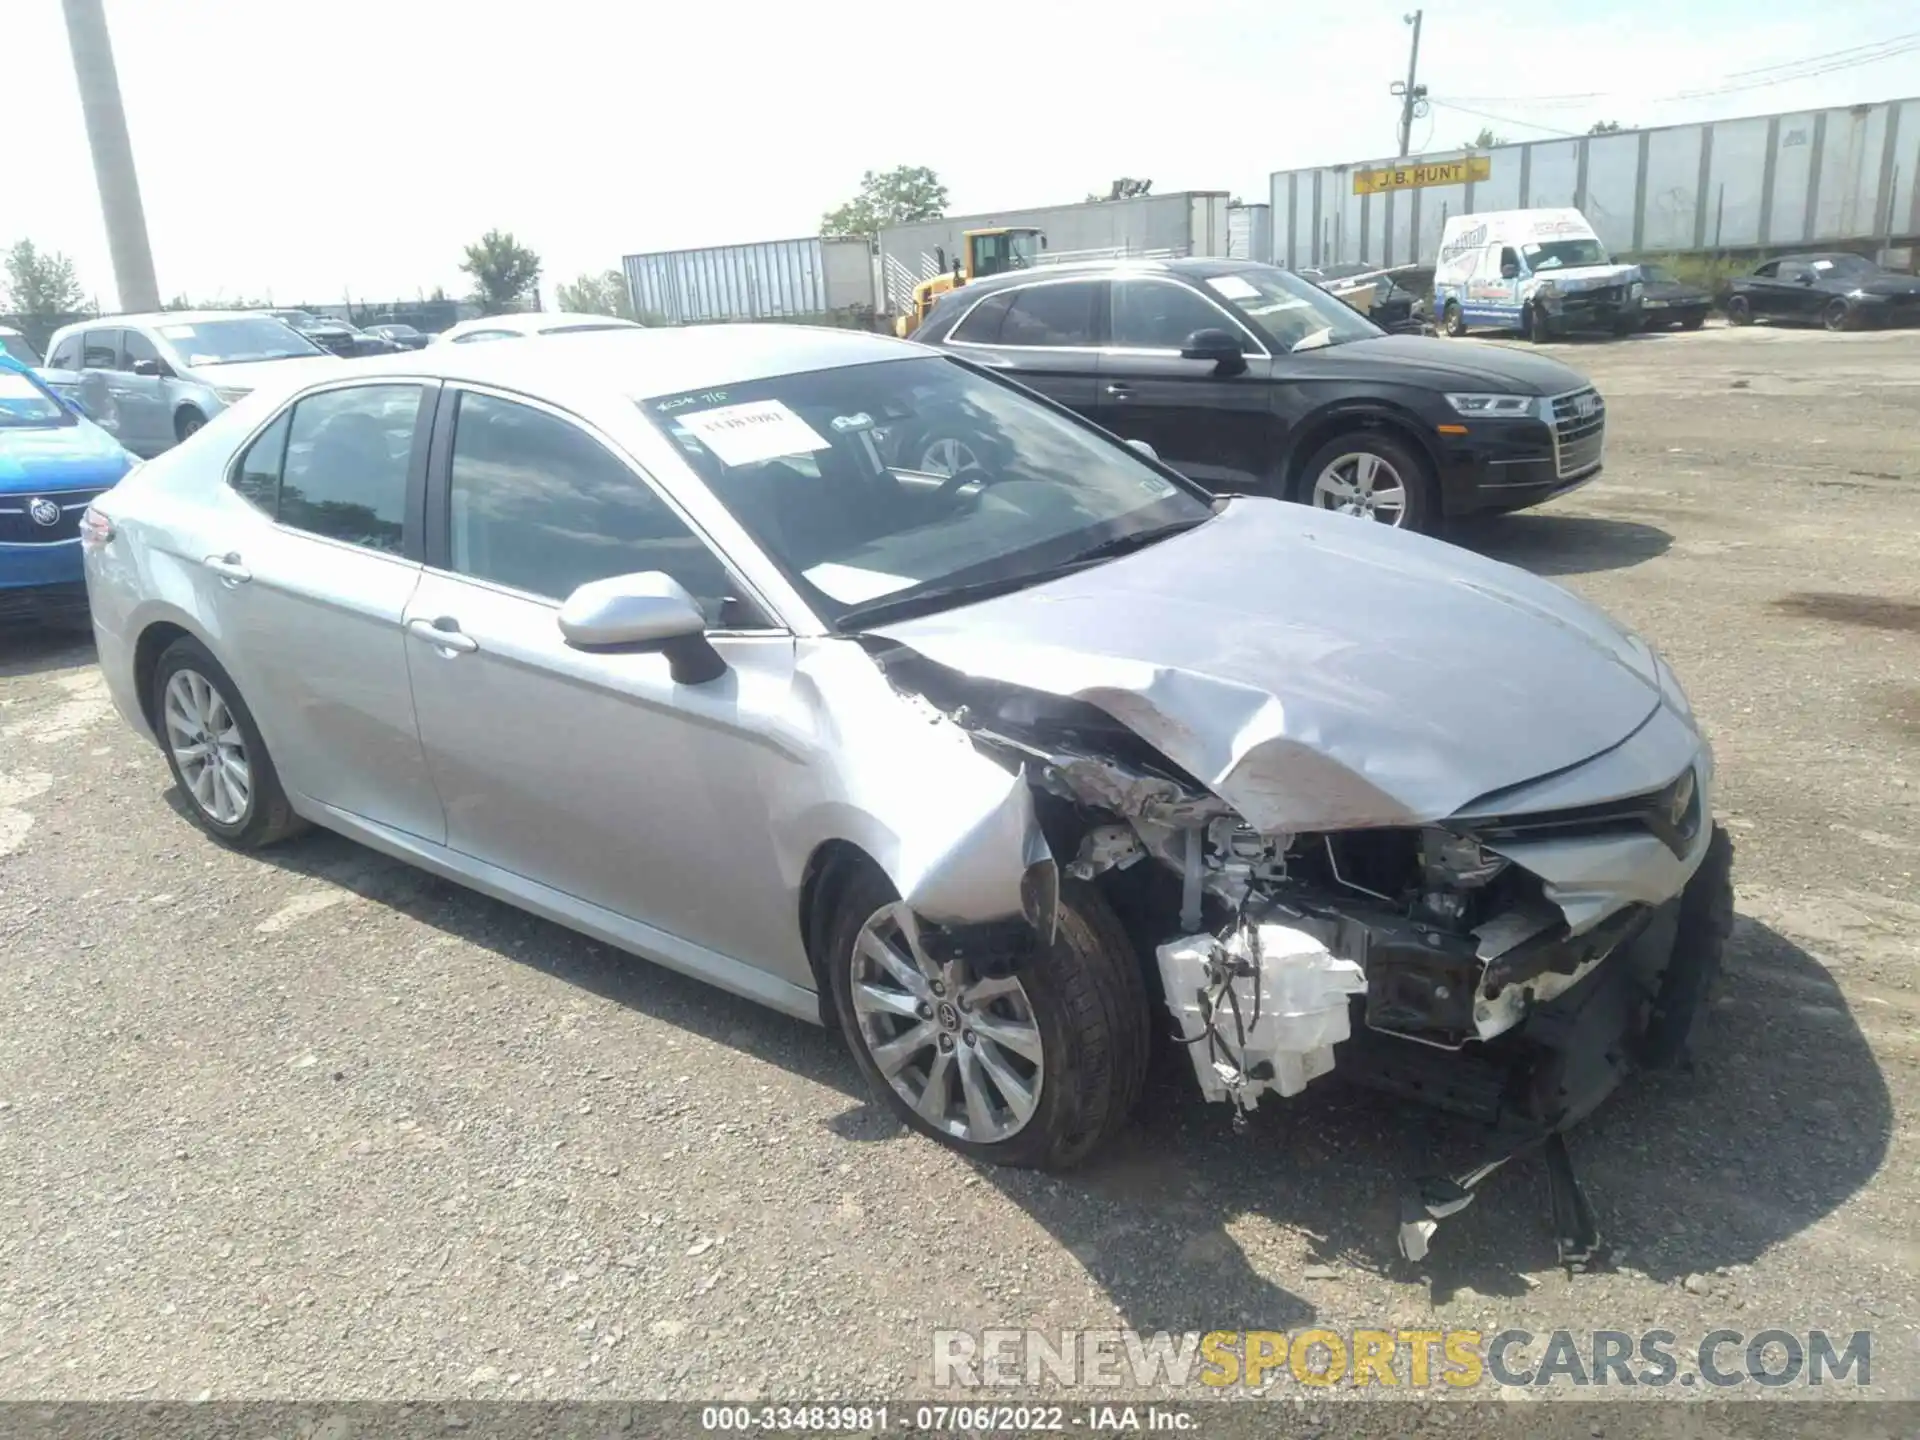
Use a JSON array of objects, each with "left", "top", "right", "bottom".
[
  {"left": 1393, "top": 10, "right": 1428, "bottom": 158},
  {"left": 62, "top": 0, "right": 159, "bottom": 313}
]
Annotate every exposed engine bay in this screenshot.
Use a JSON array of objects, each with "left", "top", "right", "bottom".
[{"left": 870, "top": 643, "right": 1733, "bottom": 1265}]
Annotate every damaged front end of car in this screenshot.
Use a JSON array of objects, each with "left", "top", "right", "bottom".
[{"left": 861, "top": 638, "right": 1734, "bottom": 1267}]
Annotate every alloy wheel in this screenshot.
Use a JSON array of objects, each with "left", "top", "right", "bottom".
[
  {"left": 918, "top": 437, "right": 981, "bottom": 478},
  {"left": 163, "top": 668, "right": 252, "bottom": 825},
  {"left": 849, "top": 902, "right": 1045, "bottom": 1144},
  {"left": 1312, "top": 451, "right": 1409, "bottom": 526}
]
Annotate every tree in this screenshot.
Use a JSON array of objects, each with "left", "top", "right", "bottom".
[
  {"left": 555, "top": 269, "right": 637, "bottom": 320},
  {"left": 820, "top": 166, "right": 947, "bottom": 236},
  {"left": 1589, "top": 120, "right": 1625, "bottom": 135},
  {"left": 459, "top": 230, "right": 542, "bottom": 314},
  {"left": 1465, "top": 127, "right": 1506, "bottom": 149},
  {"left": 3, "top": 239, "right": 89, "bottom": 317}
]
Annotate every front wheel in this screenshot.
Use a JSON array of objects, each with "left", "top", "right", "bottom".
[
  {"left": 1442, "top": 299, "right": 1466, "bottom": 337},
  {"left": 152, "top": 636, "right": 304, "bottom": 849},
  {"left": 175, "top": 407, "right": 207, "bottom": 443},
  {"left": 1521, "top": 301, "right": 1553, "bottom": 343},
  {"left": 1725, "top": 295, "right": 1752, "bottom": 326},
  {"left": 1680, "top": 313, "right": 1707, "bottom": 331},
  {"left": 829, "top": 866, "right": 1149, "bottom": 1170},
  {"left": 1298, "top": 431, "right": 1437, "bottom": 533}
]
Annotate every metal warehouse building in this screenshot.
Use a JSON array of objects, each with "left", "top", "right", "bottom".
[{"left": 1268, "top": 96, "right": 1920, "bottom": 270}]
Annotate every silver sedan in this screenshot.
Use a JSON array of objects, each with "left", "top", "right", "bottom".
[{"left": 79, "top": 327, "right": 1730, "bottom": 1222}]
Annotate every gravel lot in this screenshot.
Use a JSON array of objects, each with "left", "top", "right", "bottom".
[{"left": 1, "top": 323, "right": 1917, "bottom": 1410}]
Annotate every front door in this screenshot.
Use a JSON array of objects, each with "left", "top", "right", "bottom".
[
  {"left": 1094, "top": 276, "right": 1280, "bottom": 491},
  {"left": 402, "top": 387, "right": 808, "bottom": 986},
  {"left": 203, "top": 380, "right": 446, "bottom": 841},
  {"left": 113, "top": 329, "right": 174, "bottom": 454}
]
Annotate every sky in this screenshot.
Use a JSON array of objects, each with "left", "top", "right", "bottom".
[{"left": 6, "top": 0, "right": 1920, "bottom": 310}]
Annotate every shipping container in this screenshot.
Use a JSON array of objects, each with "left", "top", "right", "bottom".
[
  {"left": 1268, "top": 97, "right": 1920, "bottom": 270},
  {"left": 621, "top": 236, "right": 876, "bottom": 325},
  {"left": 876, "top": 191, "right": 1232, "bottom": 314},
  {"left": 1227, "top": 202, "right": 1271, "bottom": 261}
]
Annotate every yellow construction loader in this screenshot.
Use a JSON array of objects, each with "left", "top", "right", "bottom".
[{"left": 893, "top": 226, "right": 1046, "bottom": 337}]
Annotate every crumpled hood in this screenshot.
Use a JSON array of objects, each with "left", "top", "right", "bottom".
[
  {"left": 872, "top": 498, "right": 1665, "bottom": 833},
  {"left": 1534, "top": 263, "right": 1639, "bottom": 292}
]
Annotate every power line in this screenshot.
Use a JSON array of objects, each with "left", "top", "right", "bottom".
[
  {"left": 1721, "top": 29, "right": 1920, "bottom": 79},
  {"left": 1427, "top": 100, "right": 1586, "bottom": 140}
]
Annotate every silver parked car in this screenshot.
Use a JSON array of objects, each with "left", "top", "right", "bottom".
[
  {"left": 42, "top": 311, "right": 341, "bottom": 456},
  {"left": 79, "top": 327, "right": 1730, "bottom": 1243}
]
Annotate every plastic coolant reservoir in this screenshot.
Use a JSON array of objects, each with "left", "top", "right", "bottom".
[{"left": 1156, "top": 922, "right": 1368, "bottom": 1106}]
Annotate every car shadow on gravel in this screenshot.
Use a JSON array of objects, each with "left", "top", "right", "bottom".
[
  {"left": 1454, "top": 510, "right": 1673, "bottom": 576},
  {"left": 0, "top": 626, "right": 94, "bottom": 679},
  {"left": 961, "top": 912, "right": 1890, "bottom": 1333}
]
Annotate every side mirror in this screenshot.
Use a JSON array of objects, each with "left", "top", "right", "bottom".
[
  {"left": 131, "top": 357, "right": 171, "bottom": 378},
  {"left": 557, "top": 571, "right": 726, "bottom": 685},
  {"left": 1499, "top": 262, "right": 1519, "bottom": 280},
  {"left": 1179, "top": 328, "right": 1247, "bottom": 374},
  {"left": 1125, "top": 438, "right": 1159, "bottom": 461}
]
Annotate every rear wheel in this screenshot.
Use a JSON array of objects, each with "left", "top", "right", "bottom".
[
  {"left": 1821, "top": 297, "right": 1853, "bottom": 333},
  {"left": 1725, "top": 295, "right": 1753, "bottom": 327},
  {"left": 151, "top": 636, "right": 304, "bottom": 849},
  {"left": 1298, "top": 431, "right": 1437, "bottom": 533},
  {"left": 1442, "top": 299, "right": 1466, "bottom": 337},
  {"left": 829, "top": 865, "right": 1149, "bottom": 1170}
]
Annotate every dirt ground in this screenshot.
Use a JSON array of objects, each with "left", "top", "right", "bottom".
[{"left": 1, "top": 323, "right": 1916, "bottom": 1413}]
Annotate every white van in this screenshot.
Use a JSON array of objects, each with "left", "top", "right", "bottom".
[{"left": 1434, "top": 209, "right": 1643, "bottom": 340}]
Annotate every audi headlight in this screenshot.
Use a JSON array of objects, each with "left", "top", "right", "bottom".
[
  {"left": 212, "top": 386, "right": 251, "bottom": 404},
  {"left": 1445, "top": 393, "right": 1537, "bottom": 418}
]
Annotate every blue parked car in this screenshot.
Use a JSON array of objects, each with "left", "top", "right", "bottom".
[{"left": 0, "top": 354, "right": 139, "bottom": 627}]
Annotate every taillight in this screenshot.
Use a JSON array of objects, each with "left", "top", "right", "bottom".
[{"left": 79, "top": 504, "right": 115, "bottom": 547}]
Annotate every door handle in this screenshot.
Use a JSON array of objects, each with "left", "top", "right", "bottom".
[
  {"left": 202, "top": 552, "right": 251, "bottom": 584},
  {"left": 406, "top": 616, "right": 478, "bottom": 654},
  {"left": 1104, "top": 383, "right": 1132, "bottom": 397}
]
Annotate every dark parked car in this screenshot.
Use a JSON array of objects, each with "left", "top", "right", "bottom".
[
  {"left": 363, "top": 322, "right": 432, "bottom": 351},
  {"left": 1636, "top": 264, "right": 1712, "bottom": 330},
  {"left": 268, "top": 308, "right": 388, "bottom": 356},
  {"left": 1722, "top": 253, "right": 1920, "bottom": 331},
  {"left": 910, "top": 258, "right": 1605, "bottom": 534}
]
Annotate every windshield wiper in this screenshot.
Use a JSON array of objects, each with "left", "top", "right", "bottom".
[{"left": 838, "top": 518, "right": 1211, "bottom": 631}]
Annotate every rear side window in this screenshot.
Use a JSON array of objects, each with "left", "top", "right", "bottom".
[
  {"left": 232, "top": 410, "right": 291, "bottom": 514},
  {"left": 949, "top": 291, "right": 1015, "bottom": 344},
  {"left": 999, "top": 283, "right": 1099, "bottom": 347},
  {"left": 265, "top": 384, "right": 423, "bottom": 552}
]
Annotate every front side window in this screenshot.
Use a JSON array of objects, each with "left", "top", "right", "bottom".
[
  {"left": 446, "top": 391, "right": 746, "bottom": 621},
  {"left": 122, "top": 330, "right": 162, "bottom": 370},
  {"left": 47, "top": 336, "right": 81, "bottom": 370},
  {"left": 157, "top": 318, "right": 324, "bottom": 366},
  {"left": 643, "top": 355, "right": 1212, "bottom": 629},
  {"left": 276, "top": 384, "right": 422, "bottom": 552},
  {"left": 1112, "top": 281, "right": 1244, "bottom": 351},
  {"left": 81, "top": 331, "right": 121, "bottom": 369},
  {"left": 998, "top": 282, "right": 1099, "bottom": 347}
]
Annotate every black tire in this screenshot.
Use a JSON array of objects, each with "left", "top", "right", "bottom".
[
  {"left": 1637, "top": 824, "right": 1735, "bottom": 1068},
  {"left": 1295, "top": 430, "right": 1438, "bottom": 534},
  {"left": 1442, "top": 299, "right": 1466, "bottom": 337},
  {"left": 828, "top": 864, "right": 1150, "bottom": 1170},
  {"left": 1521, "top": 302, "right": 1552, "bottom": 342},
  {"left": 151, "top": 635, "right": 304, "bottom": 849},
  {"left": 1612, "top": 316, "right": 1640, "bottom": 337},
  {"left": 1821, "top": 298, "right": 1853, "bottom": 333},
  {"left": 1680, "top": 313, "right": 1707, "bottom": 331},
  {"left": 175, "top": 407, "right": 207, "bottom": 443},
  {"left": 1725, "top": 294, "right": 1752, "bottom": 327}
]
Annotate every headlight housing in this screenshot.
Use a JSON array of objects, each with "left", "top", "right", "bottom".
[
  {"left": 1445, "top": 393, "right": 1537, "bottom": 418},
  {"left": 212, "top": 386, "right": 251, "bottom": 404},
  {"left": 1630, "top": 281, "right": 1645, "bottom": 299}
]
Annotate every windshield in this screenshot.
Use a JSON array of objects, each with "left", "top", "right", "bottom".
[
  {"left": 1523, "top": 238, "right": 1610, "bottom": 271},
  {"left": 159, "top": 318, "right": 325, "bottom": 366},
  {"left": 1206, "top": 266, "right": 1383, "bottom": 352},
  {"left": 1811, "top": 255, "right": 1875, "bottom": 279},
  {"left": 642, "top": 356, "right": 1213, "bottom": 628},
  {"left": 972, "top": 230, "right": 1042, "bottom": 276},
  {"left": 0, "top": 368, "right": 73, "bottom": 429},
  {"left": 0, "top": 333, "right": 45, "bottom": 367},
  {"left": 1640, "top": 264, "right": 1673, "bottom": 284}
]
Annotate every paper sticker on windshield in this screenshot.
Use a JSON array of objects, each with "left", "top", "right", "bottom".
[
  {"left": 1206, "top": 275, "right": 1259, "bottom": 300},
  {"left": 158, "top": 324, "right": 197, "bottom": 339},
  {"left": 1811, "top": 259, "right": 1833, "bottom": 271},
  {"left": 676, "top": 399, "right": 830, "bottom": 466}
]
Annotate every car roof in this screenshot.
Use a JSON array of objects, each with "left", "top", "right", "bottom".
[
  {"left": 47, "top": 309, "right": 286, "bottom": 339},
  {"left": 952, "top": 256, "right": 1279, "bottom": 298},
  {"left": 290, "top": 323, "right": 927, "bottom": 403},
  {"left": 1773, "top": 251, "right": 1869, "bottom": 264}
]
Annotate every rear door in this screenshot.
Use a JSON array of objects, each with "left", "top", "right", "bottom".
[
  {"left": 1094, "top": 276, "right": 1279, "bottom": 491},
  {"left": 202, "top": 379, "right": 447, "bottom": 840}
]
